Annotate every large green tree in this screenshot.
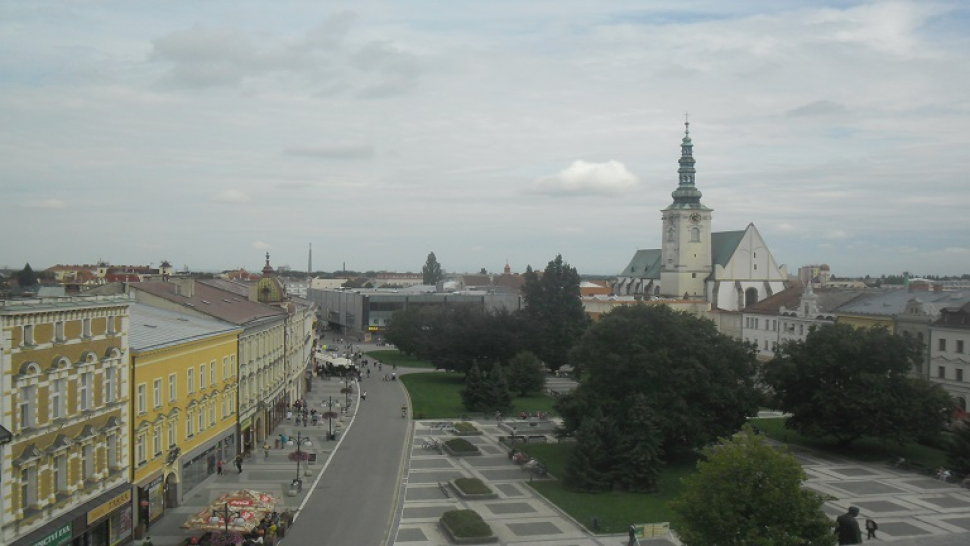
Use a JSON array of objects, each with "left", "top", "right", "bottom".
[
  {"left": 563, "top": 408, "right": 617, "bottom": 492},
  {"left": 559, "top": 304, "right": 761, "bottom": 455},
  {"left": 422, "top": 252, "right": 444, "bottom": 285},
  {"left": 17, "top": 263, "right": 38, "bottom": 287},
  {"left": 521, "top": 254, "right": 589, "bottom": 372},
  {"left": 504, "top": 351, "right": 546, "bottom": 396},
  {"left": 671, "top": 427, "right": 835, "bottom": 546},
  {"left": 763, "top": 323, "right": 953, "bottom": 446},
  {"left": 615, "top": 395, "right": 664, "bottom": 492},
  {"left": 946, "top": 424, "right": 970, "bottom": 477}
]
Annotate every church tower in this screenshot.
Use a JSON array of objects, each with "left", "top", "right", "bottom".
[{"left": 660, "top": 119, "right": 712, "bottom": 300}]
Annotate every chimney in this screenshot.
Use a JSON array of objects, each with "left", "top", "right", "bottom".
[{"left": 170, "top": 277, "right": 195, "bottom": 297}]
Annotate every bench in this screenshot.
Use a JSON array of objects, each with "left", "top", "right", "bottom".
[
  {"left": 505, "top": 435, "right": 527, "bottom": 444},
  {"left": 438, "top": 481, "right": 451, "bottom": 498},
  {"left": 528, "top": 435, "right": 548, "bottom": 443}
]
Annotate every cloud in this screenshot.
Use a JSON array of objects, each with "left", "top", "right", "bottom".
[
  {"left": 943, "top": 247, "right": 970, "bottom": 254},
  {"left": 252, "top": 241, "right": 271, "bottom": 250},
  {"left": 533, "top": 160, "right": 639, "bottom": 196},
  {"left": 825, "top": 229, "right": 849, "bottom": 240},
  {"left": 151, "top": 27, "right": 257, "bottom": 88},
  {"left": 786, "top": 99, "right": 847, "bottom": 117},
  {"left": 276, "top": 181, "right": 314, "bottom": 190},
  {"left": 211, "top": 190, "right": 251, "bottom": 203},
  {"left": 22, "top": 199, "right": 67, "bottom": 209},
  {"left": 283, "top": 144, "right": 375, "bottom": 160}
]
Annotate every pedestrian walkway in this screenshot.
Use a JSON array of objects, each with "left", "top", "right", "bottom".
[{"left": 144, "top": 373, "right": 359, "bottom": 546}]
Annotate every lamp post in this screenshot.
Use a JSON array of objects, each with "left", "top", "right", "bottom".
[
  {"left": 326, "top": 396, "right": 334, "bottom": 441},
  {"left": 294, "top": 430, "right": 304, "bottom": 489},
  {"left": 209, "top": 502, "right": 245, "bottom": 533},
  {"left": 344, "top": 374, "right": 350, "bottom": 407}
]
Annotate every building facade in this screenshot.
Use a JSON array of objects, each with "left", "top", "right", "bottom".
[
  {"left": 928, "top": 302, "right": 970, "bottom": 414},
  {"left": 1, "top": 295, "right": 134, "bottom": 546}
]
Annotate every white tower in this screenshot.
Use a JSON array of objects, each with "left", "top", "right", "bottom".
[{"left": 660, "top": 119, "right": 712, "bottom": 300}]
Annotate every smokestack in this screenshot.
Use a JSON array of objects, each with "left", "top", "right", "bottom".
[{"left": 308, "top": 243, "right": 312, "bottom": 276}]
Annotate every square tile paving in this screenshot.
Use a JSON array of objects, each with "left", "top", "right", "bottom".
[
  {"left": 919, "top": 496, "right": 970, "bottom": 509},
  {"left": 830, "top": 467, "right": 879, "bottom": 477},
  {"left": 940, "top": 516, "right": 970, "bottom": 531},
  {"left": 830, "top": 481, "right": 907, "bottom": 495},
  {"left": 247, "top": 471, "right": 295, "bottom": 480},
  {"left": 496, "top": 483, "right": 523, "bottom": 497},
  {"left": 403, "top": 505, "right": 455, "bottom": 519},
  {"left": 878, "top": 521, "right": 932, "bottom": 537},
  {"left": 479, "top": 468, "right": 533, "bottom": 481},
  {"left": 463, "top": 456, "right": 509, "bottom": 468},
  {"left": 410, "top": 458, "right": 455, "bottom": 469},
  {"left": 484, "top": 502, "right": 536, "bottom": 515},
  {"left": 395, "top": 527, "right": 428, "bottom": 542},
  {"left": 408, "top": 470, "right": 466, "bottom": 484},
  {"left": 407, "top": 487, "right": 452, "bottom": 501},
  {"left": 506, "top": 521, "right": 562, "bottom": 536},
  {"left": 904, "top": 479, "right": 959, "bottom": 491},
  {"left": 856, "top": 500, "right": 912, "bottom": 513},
  {"left": 479, "top": 445, "right": 504, "bottom": 455}
]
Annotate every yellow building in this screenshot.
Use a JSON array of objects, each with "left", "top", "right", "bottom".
[
  {"left": 128, "top": 303, "right": 241, "bottom": 532},
  {"left": 1, "top": 295, "right": 134, "bottom": 546}
]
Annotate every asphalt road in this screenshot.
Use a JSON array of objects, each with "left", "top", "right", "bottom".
[{"left": 281, "top": 363, "right": 413, "bottom": 546}]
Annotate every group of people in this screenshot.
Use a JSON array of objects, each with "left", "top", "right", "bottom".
[{"left": 835, "top": 506, "right": 878, "bottom": 544}]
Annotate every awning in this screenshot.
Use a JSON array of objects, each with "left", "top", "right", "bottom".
[{"left": 182, "top": 490, "right": 281, "bottom": 532}]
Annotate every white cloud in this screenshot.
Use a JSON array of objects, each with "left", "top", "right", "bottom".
[
  {"left": 252, "top": 241, "right": 271, "bottom": 250},
  {"left": 22, "top": 199, "right": 67, "bottom": 209},
  {"left": 211, "top": 190, "right": 251, "bottom": 203},
  {"left": 284, "top": 144, "right": 375, "bottom": 160},
  {"left": 534, "top": 160, "right": 639, "bottom": 196},
  {"left": 825, "top": 230, "right": 850, "bottom": 240}
]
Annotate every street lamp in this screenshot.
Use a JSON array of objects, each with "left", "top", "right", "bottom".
[
  {"left": 325, "top": 396, "right": 335, "bottom": 441},
  {"left": 208, "top": 502, "right": 246, "bottom": 532}
]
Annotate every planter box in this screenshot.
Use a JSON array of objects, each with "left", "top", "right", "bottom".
[
  {"left": 442, "top": 444, "right": 482, "bottom": 457},
  {"left": 451, "top": 430, "right": 483, "bottom": 437},
  {"left": 449, "top": 480, "right": 498, "bottom": 500},
  {"left": 438, "top": 520, "right": 498, "bottom": 545}
]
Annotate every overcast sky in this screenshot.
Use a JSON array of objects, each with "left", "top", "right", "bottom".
[{"left": 3, "top": 1, "right": 969, "bottom": 278}]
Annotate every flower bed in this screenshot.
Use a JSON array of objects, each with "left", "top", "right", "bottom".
[
  {"left": 450, "top": 478, "right": 498, "bottom": 500},
  {"left": 439, "top": 509, "right": 497, "bottom": 544},
  {"left": 452, "top": 421, "right": 483, "bottom": 436},
  {"left": 443, "top": 438, "right": 481, "bottom": 457}
]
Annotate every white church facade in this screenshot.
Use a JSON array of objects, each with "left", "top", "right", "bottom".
[{"left": 612, "top": 122, "right": 789, "bottom": 311}]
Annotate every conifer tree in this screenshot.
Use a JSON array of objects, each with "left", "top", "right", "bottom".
[
  {"left": 481, "top": 364, "right": 512, "bottom": 413},
  {"left": 563, "top": 410, "right": 615, "bottom": 492},
  {"left": 460, "top": 363, "right": 486, "bottom": 412},
  {"left": 616, "top": 395, "right": 664, "bottom": 492}
]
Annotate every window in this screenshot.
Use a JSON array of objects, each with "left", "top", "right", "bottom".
[
  {"left": 51, "top": 378, "right": 66, "bottom": 419},
  {"left": 153, "top": 426, "right": 162, "bottom": 456},
  {"left": 55, "top": 321, "right": 65, "bottom": 342},
  {"left": 137, "top": 434, "right": 146, "bottom": 464},
  {"left": 82, "top": 318, "right": 92, "bottom": 338},
  {"left": 168, "top": 419, "right": 177, "bottom": 447},
  {"left": 187, "top": 411, "right": 194, "bottom": 438},
  {"left": 958, "top": 340, "right": 965, "bottom": 354},
  {"left": 199, "top": 410, "right": 205, "bottom": 432},
  {"left": 107, "top": 435, "right": 118, "bottom": 469},
  {"left": 169, "top": 374, "right": 177, "bottom": 402},
  {"left": 223, "top": 357, "right": 229, "bottom": 382},
  {"left": 200, "top": 364, "right": 206, "bottom": 390},
  {"left": 187, "top": 370, "right": 195, "bottom": 394},
  {"left": 666, "top": 227, "right": 675, "bottom": 242},
  {"left": 82, "top": 444, "right": 94, "bottom": 481},
  {"left": 939, "top": 338, "right": 947, "bottom": 351},
  {"left": 23, "top": 325, "right": 34, "bottom": 346},
  {"left": 78, "top": 371, "right": 91, "bottom": 411},
  {"left": 231, "top": 355, "right": 236, "bottom": 376},
  {"left": 690, "top": 227, "right": 700, "bottom": 242},
  {"left": 137, "top": 384, "right": 147, "bottom": 414},
  {"left": 21, "top": 467, "right": 36, "bottom": 510},
  {"left": 54, "top": 453, "right": 68, "bottom": 493},
  {"left": 939, "top": 366, "right": 946, "bottom": 379},
  {"left": 210, "top": 361, "right": 216, "bottom": 386},
  {"left": 222, "top": 396, "right": 228, "bottom": 419},
  {"left": 958, "top": 369, "right": 964, "bottom": 382},
  {"left": 18, "top": 385, "right": 35, "bottom": 429},
  {"left": 107, "top": 314, "right": 116, "bottom": 334},
  {"left": 209, "top": 405, "right": 215, "bottom": 426},
  {"left": 153, "top": 379, "right": 162, "bottom": 408},
  {"left": 105, "top": 367, "right": 117, "bottom": 403}
]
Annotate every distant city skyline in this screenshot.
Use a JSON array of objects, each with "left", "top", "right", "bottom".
[{"left": 3, "top": 1, "right": 969, "bottom": 277}]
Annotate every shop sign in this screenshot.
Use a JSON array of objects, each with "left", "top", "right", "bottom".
[
  {"left": 87, "top": 490, "right": 132, "bottom": 525},
  {"left": 31, "top": 523, "right": 72, "bottom": 546}
]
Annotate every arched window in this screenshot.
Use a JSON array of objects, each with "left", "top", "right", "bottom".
[
  {"left": 666, "top": 227, "right": 675, "bottom": 242},
  {"left": 690, "top": 227, "right": 700, "bottom": 242},
  {"left": 744, "top": 287, "right": 759, "bottom": 308}
]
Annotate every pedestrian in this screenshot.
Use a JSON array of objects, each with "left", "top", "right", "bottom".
[
  {"left": 362, "top": 391, "right": 367, "bottom": 401},
  {"left": 235, "top": 454, "right": 243, "bottom": 474},
  {"left": 835, "top": 506, "right": 862, "bottom": 545},
  {"left": 286, "top": 410, "right": 292, "bottom": 421},
  {"left": 142, "top": 536, "right": 153, "bottom": 546},
  {"left": 217, "top": 459, "right": 224, "bottom": 475},
  {"left": 263, "top": 443, "right": 270, "bottom": 460},
  {"left": 865, "top": 518, "right": 878, "bottom": 540},
  {"left": 628, "top": 525, "right": 640, "bottom": 546}
]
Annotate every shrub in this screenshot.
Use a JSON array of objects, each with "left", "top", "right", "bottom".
[
  {"left": 454, "top": 478, "right": 492, "bottom": 495},
  {"left": 454, "top": 421, "right": 478, "bottom": 433},
  {"left": 445, "top": 438, "right": 477, "bottom": 453},
  {"left": 441, "top": 509, "right": 492, "bottom": 538}
]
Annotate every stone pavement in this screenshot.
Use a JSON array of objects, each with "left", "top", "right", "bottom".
[{"left": 143, "top": 373, "right": 358, "bottom": 546}]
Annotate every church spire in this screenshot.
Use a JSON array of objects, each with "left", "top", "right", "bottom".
[{"left": 669, "top": 116, "right": 707, "bottom": 210}]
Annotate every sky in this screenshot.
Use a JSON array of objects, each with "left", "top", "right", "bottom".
[{"left": 2, "top": 1, "right": 969, "bottom": 278}]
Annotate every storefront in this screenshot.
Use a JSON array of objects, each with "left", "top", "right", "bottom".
[
  {"left": 12, "top": 485, "right": 133, "bottom": 546},
  {"left": 180, "top": 432, "right": 235, "bottom": 496},
  {"left": 135, "top": 474, "right": 166, "bottom": 532}
]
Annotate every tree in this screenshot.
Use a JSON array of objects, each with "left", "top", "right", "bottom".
[
  {"left": 422, "top": 252, "right": 444, "bottom": 285},
  {"left": 763, "top": 323, "right": 953, "bottom": 446},
  {"left": 946, "top": 423, "right": 970, "bottom": 477},
  {"left": 505, "top": 351, "right": 546, "bottom": 396},
  {"left": 17, "top": 263, "right": 38, "bottom": 287},
  {"left": 563, "top": 409, "right": 617, "bottom": 492},
  {"left": 521, "top": 255, "right": 589, "bottom": 372},
  {"left": 480, "top": 364, "right": 512, "bottom": 413},
  {"left": 615, "top": 395, "right": 664, "bottom": 492},
  {"left": 671, "top": 427, "right": 836, "bottom": 546},
  {"left": 460, "top": 363, "right": 487, "bottom": 412},
  {"left": 559, "top": 304, "right": 761, "bottom": 456}
]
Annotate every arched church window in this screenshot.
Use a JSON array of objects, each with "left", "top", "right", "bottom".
[
  {"left": 744, "top": 287, "right": 758, "bottom": 308},
  {"left": 690, "top": 228, "right": 700, "bottom": 242}
]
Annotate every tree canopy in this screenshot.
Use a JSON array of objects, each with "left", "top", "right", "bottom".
[
  {"left": 422, "top": 252, "right": 444, "bottom": 285},
  {"left": 504, "top": 351, "right": 546, "bottom": 396},
  {"left": 17, "top": 263, "right": 38, "bottom": 287},
  {"left": 558, "top": 304, "right": 762, "bottom": 456},
  {"left": 671, "top": 427, "right": 836, "bottom": 546},
  {"left": 521, "top": 254, "right": 589, "bottom": 371},
  {"left": 763, "top": 323, "right": 953, "bottom": 446}
]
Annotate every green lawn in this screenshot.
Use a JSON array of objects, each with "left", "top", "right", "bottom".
[
  {"left": 749, "top": 417, "right": 948, "bottom": 469},
  {"left": 401, "top": 371, "right": 559, "bottom": 419},
  {"left": 365, "top": 350, "right": 435, "bottom": 369}
]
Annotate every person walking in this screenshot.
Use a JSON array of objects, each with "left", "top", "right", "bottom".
[
  {"left": 836, "top": 506, "right": 863, "bottom": 545},
  {"left": 142, "top": 536, "right": 153, "bottom": 546},
  {"left": 217, "top": 459, "right": 224, "bottom": 475},
  {"left": 361, "top": 391, "right": 367, "bottom": 401},
  {"left": 235, "top": 454, "right": 243, "bottom": 474},
  {"left": 628, "top": 525, "right": 640, "bottom": 546},
  {"left": 865, "top": 518, "right": 878, "bottom": 540}
]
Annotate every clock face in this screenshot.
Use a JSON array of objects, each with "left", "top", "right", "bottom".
[{"left": 689, "top": 213, "right": 701, "bottom": 224}]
